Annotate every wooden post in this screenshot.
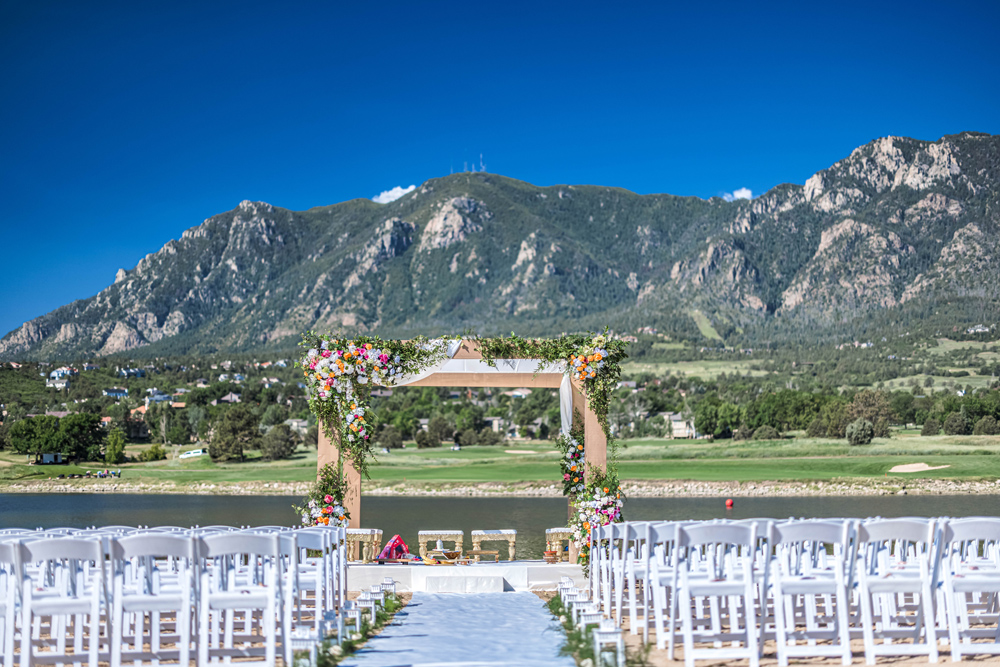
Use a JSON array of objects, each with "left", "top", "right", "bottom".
[{"left": 317, "top": 427, "right": 362, "bottom": 528}]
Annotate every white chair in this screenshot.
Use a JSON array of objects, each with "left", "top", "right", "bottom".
[
  {"left": 0, "top": 541, "right": 20, "bottom": 667},
  {"left": 197, "top": 532, "right": 286, "bottom": 666},
  {"left": 593, "top": 617, "right": 626, "bottom": 667},
  {"left": 940, "top": 517, "right": 1000, "bottom": 661},
  {"left": 856, "top": 518, "right": 940, "bottom": 664},
  {"left": 108, "top": 533, "right": 198, "bottom": 667},
  {"left": 18, "top": 537, "right": 107, "bottom": 667},
  {"left": 675, "top": 521, "right": 763, "bottom": 667},
  {"left": 768, "top": 520, "right": 856, "bottom": 666}
]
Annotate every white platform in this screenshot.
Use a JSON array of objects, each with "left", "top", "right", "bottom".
[{"left": 347, "top": 560, "right": 585, "bottom": 593}]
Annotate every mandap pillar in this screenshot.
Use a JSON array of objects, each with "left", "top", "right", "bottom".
[
  {"left": 317, "top": 427, "right": 362, "bottom": 528},
  {"left": 569, "top": 377, "right": 608, "bottom": 523}
]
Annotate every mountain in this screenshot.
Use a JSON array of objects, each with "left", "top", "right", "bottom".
[{"left": 2, "top": 132, "right": 998, "bottom": 360}]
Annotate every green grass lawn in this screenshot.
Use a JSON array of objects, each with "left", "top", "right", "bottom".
[
  {"left": 4, "top": 433, "right": 1000, "bottom": 488},
  {"left": 621, "top": 359, "right": 765, "bottom": 379},
  {"left": 691, "top": 310, "right": 723, "bottom": 341}
]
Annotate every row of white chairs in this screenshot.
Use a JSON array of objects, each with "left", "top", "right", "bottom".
[
  {"left": 0, "top": 524, "right": 348, "bottom": 667},
  {"left": 587, "top": 516, "right": 1000, "bottom": 666}
]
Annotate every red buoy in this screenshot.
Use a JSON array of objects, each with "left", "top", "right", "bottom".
[{"left": 725, "top": 498, "right": 734, "bottom": 508}]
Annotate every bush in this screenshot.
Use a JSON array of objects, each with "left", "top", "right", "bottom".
[
  {"left": 943, "top": 412, "right": 970, "bottom": 436},
  {"left": 973, "top": 416, "right": 1000, "bottom": 436},
  {"left": 806, "top": 417, "right": 826, "bottom": 438},
  {"left": 140, "top": 443, "right": 167, "bottom": 462},
  {"left": 375, "top": 425, "right": 404, "bottom": 450},
  {"left": 752, "top": 425, "right": 780, "bottom": 441},
  {"left": 733, "top": 425, "right": 753, "bottom": 441},
  {"left": 478, "top": 428, "right": 502, "bottom": 446},
  {"left": 846, "top": 418, "right": 874, "bottom": 446},
  {"left": 458, "top": 428, "right": 479, "bottom": 447},
  {"left": 414, "top": 430, "right": 436, "bottom": 449},
  {"left": 921, "top": 417, "right": 941, "bottom": 436}
]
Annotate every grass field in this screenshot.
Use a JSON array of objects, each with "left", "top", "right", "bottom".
[
  {"left": 621, "top": 359, "right": 765, "bottom": 379},
  {"left": 690, "top": 310, "right": 723, "bottom": 341},
  {"left": 4, "top": 433, "right": 1000, "bottom": 488}
]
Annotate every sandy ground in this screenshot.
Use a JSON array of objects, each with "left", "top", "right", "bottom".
[{"left": 889, "top": 463, "right": 952, "bottom": 473}]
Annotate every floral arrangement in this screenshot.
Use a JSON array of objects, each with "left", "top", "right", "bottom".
[
  {"left": 298, "top": 333, "right": 451, "bottom": 479},
  {"left": 294, "top": 463, "right": 351, "bottom": 527},
  {"left": 569, "top": 473, "right": 625, "bottom": 568},
  {"left": 557, "top": 420, "right": 586, "bottom": 496}
]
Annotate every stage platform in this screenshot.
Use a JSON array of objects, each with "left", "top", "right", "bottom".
[{"left": 347, "top": 560, "right": 585, "bottom": 593}]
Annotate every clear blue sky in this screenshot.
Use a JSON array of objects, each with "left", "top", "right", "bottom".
[{"left": 1, "top": 0, "right": 998, "bottom": 339}]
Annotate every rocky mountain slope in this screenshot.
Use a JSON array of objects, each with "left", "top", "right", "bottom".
[{"left": 2, "top": 132, "right": 998, "bottom": 360}]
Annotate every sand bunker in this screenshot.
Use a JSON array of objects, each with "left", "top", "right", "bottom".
[
  {"left": 889, "top": 462, "right": 952, "bottom": 473},
  {"left": 504, "top": 450, "right": 536, "bottom": 454}
]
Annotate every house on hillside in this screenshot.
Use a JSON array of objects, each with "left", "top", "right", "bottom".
[
  {"left": 661, "top": 412, "right": 696, "bottom": 439},
  {"left": 211, "top": 392, "right": 241, "bottom": 406},
  {"left": 100, "top": 416, "right": 113, "bottom": 429},
  {"left": 501, "top": 388, "right": 532, "bottom": 399},
  {"left": 83, "top": 363, "right": 99, "bottom": 371},
  {"left": 45, "top": 378, "right": 70, "bottom": 390},
  {"left": 128, "top": 406, "right": 150, "bottom": 439},
  {"left": 103, "top": 387, "right": 129, "bottom": 399}
]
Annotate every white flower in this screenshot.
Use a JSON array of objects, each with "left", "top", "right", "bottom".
[
  {"left": 394, "top": 355, "right": 401, "bottom": 363},
  {"left": 321, "top": 341, "right": 329, "bottom": 349},
  {"left": 308, "top": 348, "right": 318, "bottom": 357},
  {"left": 358, "top": 376, "right": 368, "bottom": 384}
]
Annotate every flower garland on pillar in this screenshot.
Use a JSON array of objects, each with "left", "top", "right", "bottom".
[
  {"left": 296, "top": 333, "right": 452, "bottom": 524},
  {"left": 476, "top": 330, "right": 629, "bottom": 565}
]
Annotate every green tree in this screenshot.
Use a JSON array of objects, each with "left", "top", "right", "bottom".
[
  {"left": 261, "top": 404, "right": 289, "bottom": 427},
  {"left": 375, "top": 425, "right": 403, "bottom": 450},
  {"left": 209, "top": 405, "right": 260, "bottom": 462},
  {"left": 414, "top": 430, "right": 435, "bottom": 449},
  {"left": 973, "top": 416, "right": 999, "bottom": 435},
  {"left": 59, "top": 413, "right": 104, "bottom": 460},
  {"left": 943, "top": 411, "right": 970, "bottom": 435},
  {"left": 427, "top": 415, "right": 453, "bottom": 446},
  {"left": 846, "top": 390, "right": 892, "bottom": 438},
  {"left": 167, "top": 420, "right": 190, "bottom": 445},
  {"left": 752, "top": 425, "right": 780, "bottom": 441},
  {"left": 261, "top": 424, "right": 298, "bottom": 461},
  {"left": 8, "top": 415, "right": 64, "bottom": 458},
  {"left": 806, "top": 417, "right": 826, "bottom": 438},
  {"left": 921, "top": 417, "right": 941, "bottom": 436},
  {"left": 105, "top": 427, "right": 127, "bottom": 464},
  {"left": 846, "top": 418, "right": 874, "bottom": 446}
]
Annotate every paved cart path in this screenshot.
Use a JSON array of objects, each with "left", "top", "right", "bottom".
[{"left": 341, "top": 591, "right": 574, "bottom": 667}]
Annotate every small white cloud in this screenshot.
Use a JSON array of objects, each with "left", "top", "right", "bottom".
[
  {"left": 372, "top": 185, "right": 416, "bottom": 204},
  {"left": 722, "top": 187, "right": 753, "bottom": 202}
]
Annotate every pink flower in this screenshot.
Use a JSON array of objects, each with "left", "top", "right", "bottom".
[
  {"left": 324, "top": 494, "right": 333, "bottom": 503},
  {"left": 563, "top": 474, "right": 571, "bottom": 481},
  {"left": 321, "top": 350, "right": 331, "bottom": 358}
]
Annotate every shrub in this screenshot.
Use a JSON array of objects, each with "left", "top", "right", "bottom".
[
  {"left": 943, "top": 412, "right": 970, "bottom": 436},
  {"left": 806, "top": 417, "right": 826, "bottom": 438},
  {"left": 846, "top": 418, "right": 874, "bottom": 446},
  {"left": 414, "top": 430, "right": 436, "bottom": 449},
  {"left": 973, "top": 416, "right": 999, "bottom": 436},
  {"left": 140, "top": 443, "right": 167, "bottom": 462},
  {"left": 375, "top": 425, "right": 404, "bottom": 449},
  {"left": 458, "top": 428, "right": 479, "bottom": 447},
  {"left": 752, "top": 425, "right": 780, "bottom": 441},
  {"left": 733, "top": 425, "right": 754, "bottom": 441},
  {"left": 478, "top": 428, "right": 502, "bottom": 446},
  {"left": 921, "top": 417, "right": 941, "bottom": 436}
]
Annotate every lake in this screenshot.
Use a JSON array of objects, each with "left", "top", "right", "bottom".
[{"left": 1, "top": 493, "right": 995, "bottom": 559}]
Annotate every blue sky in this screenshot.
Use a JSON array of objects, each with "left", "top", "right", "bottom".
[{"left": 1, "top": 0, "right": 998, "bottom": 339}]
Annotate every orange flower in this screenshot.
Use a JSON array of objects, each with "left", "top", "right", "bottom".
[
  {"left": 603, "top": 487, "right": 609, "bottom": 493},
  {"left": 583, "top": 521, "right": 590, "bottom": 529},
  {"left": 587, "top": 354, "right": 594, "bottom": 362},
  {"left": 570, "top": 465, "right": 577, "bottom": 472},
  {"left": 595, "top": 353, "right": 603, "bottom": 361},
  {"left": 573, "top": 477, "right": 579, "bottom": 483},
  {"left": 365, "top": 343, "right": 372, "bottom": 350},
  {"left": 577, "top": 444, "right": 583, "bottom": 451}
]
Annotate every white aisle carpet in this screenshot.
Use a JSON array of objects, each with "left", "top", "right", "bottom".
[{"left": 341, "top": 591, "right": 574, "bottom": 667}]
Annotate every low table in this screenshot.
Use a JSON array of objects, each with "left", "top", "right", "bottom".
[
  {"left": 346, "top": 528, "right": 383, "bottom": 563},
  {"left": 546, "top": 528, "right": 574, "bottom": 562},
  {"left": 471, "top": 529, "right": 517, "bottom": 562},
  {"left": 417, "top": 530, "right": 464, "bottom": 558}
]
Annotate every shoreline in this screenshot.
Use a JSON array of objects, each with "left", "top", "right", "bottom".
[{"left": 2, "top": 477, "right": 999, "bottom": 497}]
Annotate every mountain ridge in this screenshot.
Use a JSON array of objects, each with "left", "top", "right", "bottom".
[{"left": 3, "top": 131, "right": 998, "bottom": 361}]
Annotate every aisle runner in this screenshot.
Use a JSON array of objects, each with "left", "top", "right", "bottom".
[{"left": 342, "top": 592, "right": 574, "bottom": 667}]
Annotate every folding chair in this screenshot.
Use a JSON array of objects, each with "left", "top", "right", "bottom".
[{"left": 940, "top": 517, "right": 1000, "bottom": 661}]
